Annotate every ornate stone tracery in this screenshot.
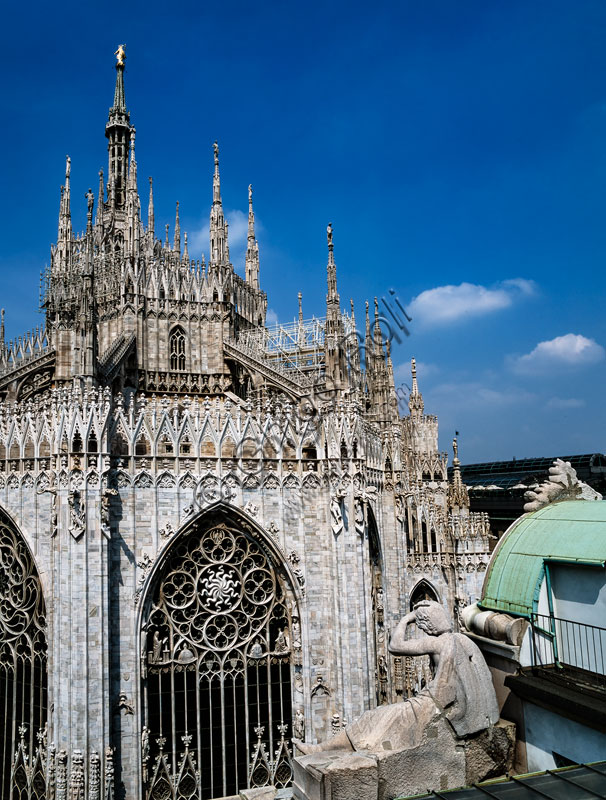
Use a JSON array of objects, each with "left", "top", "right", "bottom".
[
  {"left": 0, "top": 512, "right": 47, "bottom": 800},
  {"left": 141, "top": 514, "right": 294, "bottom": 799}
]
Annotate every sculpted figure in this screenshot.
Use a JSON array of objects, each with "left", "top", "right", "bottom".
[
  {"left": 295, "top": 601, "right": 498, "bottom": 754},
  {"left": 523, "top": 458, "right": 602, "bottom": 512}
]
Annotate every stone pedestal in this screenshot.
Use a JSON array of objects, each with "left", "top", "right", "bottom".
[{"left": 293, "top": 719, "right": 516, "bottom": 800}]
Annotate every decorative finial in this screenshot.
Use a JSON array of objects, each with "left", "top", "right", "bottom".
[
  {"left": 411, "top": 357, "right": 417, "bottom": 379},
  {"left": 248, "top": 183, "right": 253, "bottom": 204},
  {"left": 114, "top": 44, "right": 126, "bottom": 67},
  {"left": 452, "top": 436, "right": 459, "bottom": 462},
  {"left": 65, "top": 156, "right": 71, "bottom": 180},
  {"left": 327, "top": 222, "right": 333, "bottom": 248},
  {"left": 213, "top": 141, "right": 219, "bottom": 164}
]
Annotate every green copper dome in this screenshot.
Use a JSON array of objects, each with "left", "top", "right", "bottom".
[{"left": 479, "top": 500, "right": 606, "bottom": 617}]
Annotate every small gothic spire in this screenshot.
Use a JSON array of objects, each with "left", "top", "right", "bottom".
[
  {"left": 411, "top": 356, "right": 419, "bottom": 395},
  {"left": 96, "top": 170, "right": 104, "bottom": 225},
  {"left": 1, "top": 309, "right": 5, "bottom": 346},
  {"left": 408, "top": 357, "right": 424, "bottom": 416},
  {"left": 57, "top": 156, "right": 73, "bottom": 262},
  {"left": 64, "top": 155, "right": 71, "bottom": 216},
  {"left": 298, "top": 292, "right": 303, "bottom": 325},
  {"left": 164, "top": 223, "right": 169, "bottom": 250},
  {"left": 174, "top": 201, "right": 181, "bottom": 254},
  {"left": 147, "top": 177, "right": 154, "bottom": 239},
  {"left": 449, "top": 435, "right": 470, "bottom": 510},
  {"left": 326, "top": 223, "right": 339, "bottom": 302},
  {"left": 245, "top": 184, "right": 260, "bottom": 288},
  {"left": 213, "top": 141, "right": 221, "bottom": 203},
  {"left": 373, "top": 296, "right": 384, "bottom": 350},
  {"left": 128, "top": 127, "right": 137, "bottom": 184},
  {"left": 183, "top": 231, "right": 189, "bottom": 262}
]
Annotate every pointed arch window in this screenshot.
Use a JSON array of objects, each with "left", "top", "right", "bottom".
[
  {"left": 141, "top": 514, "right": 295, "bottom": 799},
  {"left": 170, "top": 327, "right": 186, "bottom": 372},
  {"left": 0, "top": 512, "right": 47, "bottom": 800}
]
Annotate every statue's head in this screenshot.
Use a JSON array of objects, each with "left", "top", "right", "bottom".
[{"left": 414, "top": 601, "right": 452, "bottom": 635}]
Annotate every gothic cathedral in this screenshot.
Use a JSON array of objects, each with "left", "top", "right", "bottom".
[{"left": 0, "top": 49, "right": 491, "bottom": 800}]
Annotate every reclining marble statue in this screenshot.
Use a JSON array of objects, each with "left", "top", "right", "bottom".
[{"left": 292, "top": 601, "right": 512, "bottom": 800}]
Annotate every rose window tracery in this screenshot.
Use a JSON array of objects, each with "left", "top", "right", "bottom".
[{"left": 142, "top": 520, "right": 294, "bottom": 800}]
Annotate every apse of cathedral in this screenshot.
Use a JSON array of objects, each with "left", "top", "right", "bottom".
[{"left": 0, "top": 48, "right": 492, "bottom": 800}]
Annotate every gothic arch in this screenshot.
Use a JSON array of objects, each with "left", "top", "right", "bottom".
[
  {"left": 409, "top": 579, "right": 439, "bottom": 610},
  {"left": 0, "top": 507, "right": 47, "bottom": 800},
  {"left": 138, "top": 504, "right": 301, "bottom": 800},
  {"left": 169, "top": 326, "right": 187, "bottom": 372}
]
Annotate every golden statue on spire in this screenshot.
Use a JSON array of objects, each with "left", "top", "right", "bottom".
[{"left": 114, "top": 44, "right": 126, "bottom": 66}]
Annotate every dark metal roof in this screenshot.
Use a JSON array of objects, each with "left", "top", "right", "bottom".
[
  {"left": 447, "top": 454, "right": 606, "bottom": 490},
  {"left": 401, "top": 761, "right": 606, "bottom": 799}
]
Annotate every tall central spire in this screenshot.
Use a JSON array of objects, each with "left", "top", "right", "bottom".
[{"left": 105, "top": 45, "right": 131, "bottom": 209}]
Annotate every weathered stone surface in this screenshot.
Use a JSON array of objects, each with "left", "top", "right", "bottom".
[
  {"left": 294, "top": 718, "right": 515, "bottom": 800},
  {"left": 464, "top": 719, "right": 516, "bottom": 784},
  {"left": 293, "top": 751, "right": 378, "bottom": 800},
  {"left": 239, "top": 786, "right": 278, "bottom": 799}
]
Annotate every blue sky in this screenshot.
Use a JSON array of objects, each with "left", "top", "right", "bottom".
[{"left": 0, "top": 0, "right": 604, "bottom": 462}]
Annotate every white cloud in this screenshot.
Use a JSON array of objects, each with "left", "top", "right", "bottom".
[
  {"left": 266, "top": 308, "right": 279, "bottom": 326},
  {"left": 408, "top": 278, "right": 536, "bottom": 326},
  {"left": 428, "top": 381, "right": 536, "bottom": 409},
  {"left": 546, "top": 397, "right": 586, "bottom": 410},
  {"left": 510, "top": 333, "right": 605, "bottom": 374},
  {"left": 394, "top": 360, "right": 437, "bottom": 383}
]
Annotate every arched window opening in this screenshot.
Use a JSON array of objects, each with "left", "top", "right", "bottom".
[
  {"left": 421, "top": 521, "right": 429, "bottom": 553},
  {"left": 135, "top": 438, "right": 149, "bottom": 456},
  {"left": 72, "top": 432, "right": 83, "bottom": 453},
  {"left": 352, "top": 439, "right": 358, "bottom": 459},
  {"left": 142, "top": 516, "right": 294, "bottom": 799},
  {"left": 385, "top": 456, "right": 392, "bottom": 473},
  {"left": 111, "top": 432, "right": 129, "bottom": 457},
  {"left": 409, "top": 580, "right": 439, "bottom": 610},
  {"left": 340, "top": 441, "right": 348, "bottom": 460},
  {"left": 87, "top": 434, "right": 98, "bottom": 453},
  {"left": 159, "top": 435, "right": 173, "bottom": 456},
  {"left": 170, "top": 328, "right": 186, "bottom": 372},
  {"left": 302, "top": 444, "right": 317, "bottom": 461},
  {"left": 430, "top": 528, "right": 437, "bottom": 552},
  {"left": 0, "top": 514, "right": 47, "bottom": 800}
]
